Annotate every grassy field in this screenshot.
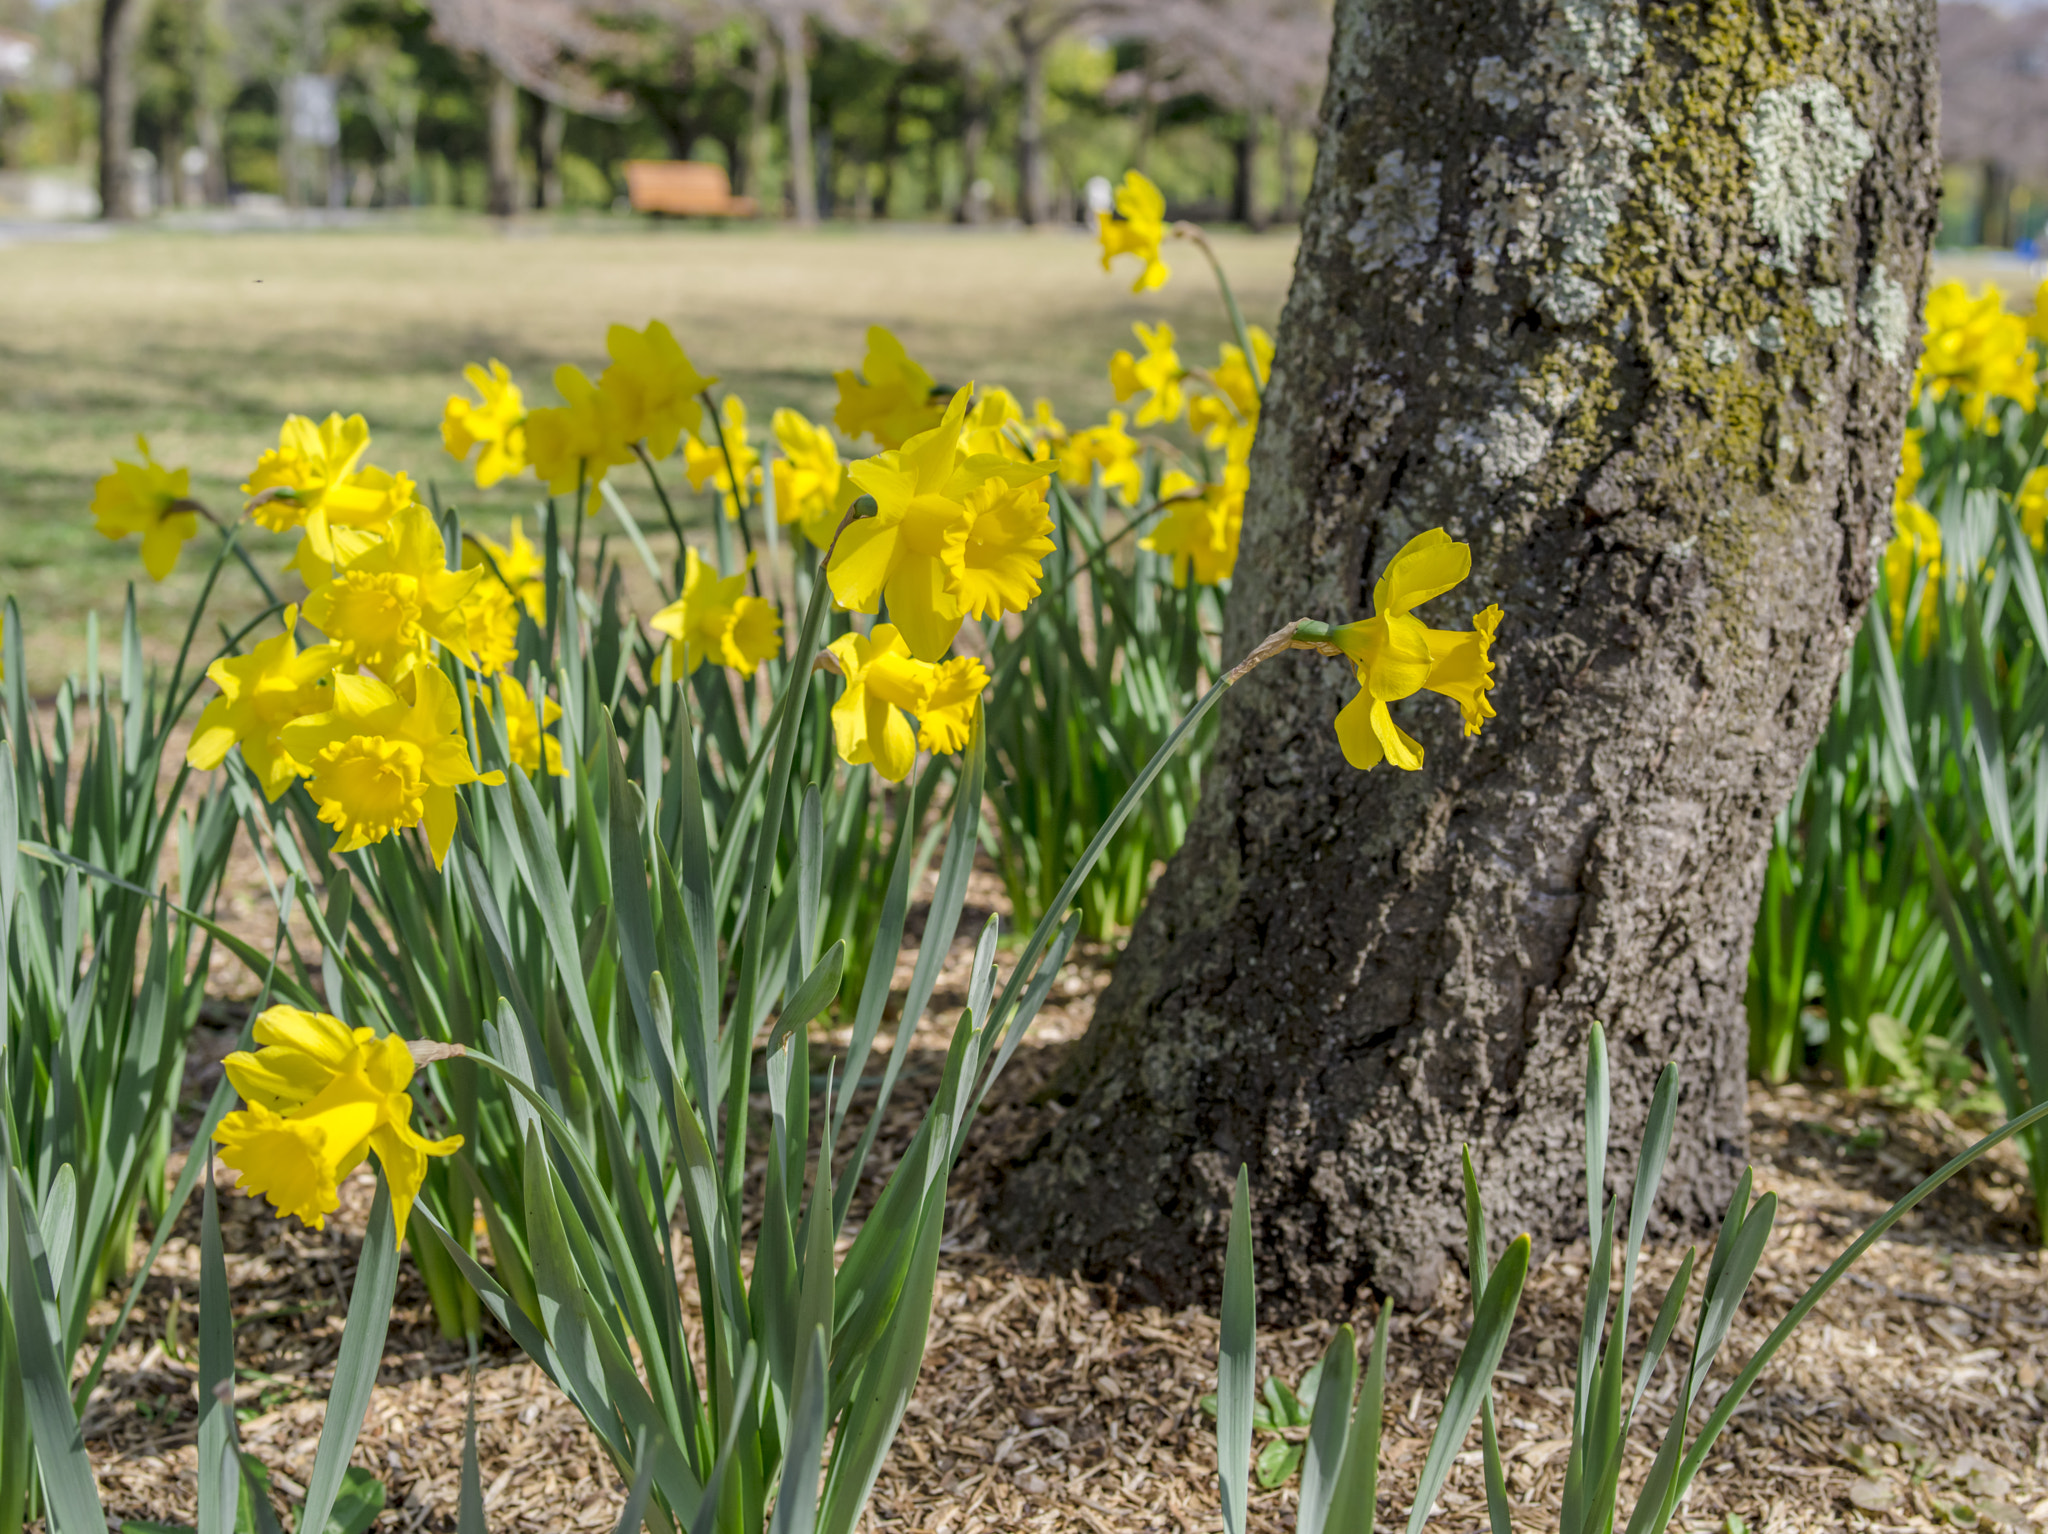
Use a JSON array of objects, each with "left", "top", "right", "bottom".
[{"left": 0, "top": 215, "right": 1297, "bottom": 688}]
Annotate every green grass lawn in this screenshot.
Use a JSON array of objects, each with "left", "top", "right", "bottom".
[{"left": 0, "top": 214, "right": 1297, "bottom": 689}]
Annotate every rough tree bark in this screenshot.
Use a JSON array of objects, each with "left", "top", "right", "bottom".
[
  {"left": 996, "top": 0, "right": 1938, "bottom": 1313},
  {"left": 96, "top": 0, "right": 153, "bottom": 221}
]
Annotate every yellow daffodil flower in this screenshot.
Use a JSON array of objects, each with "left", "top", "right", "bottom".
[
  {"left": 960, "top": 389, "right": 1057, "bottom": 464},
  {"left": 1897, "top": 429, "right": 1923, "bottom": 505},
  {"left": 834, "top": 387, "right": 1055, "bottom": 660},
  {"left": 601, "top": 319, "right": 716, "bottom": 458},
  {"left": 771, "top": 408, "right": 855, "bottom": 549},
  {"left": 478, "top": 672, "right": 564, "bottom": 777},
  {"left": 951, "top": 476, "right": 1058, "bottom": 619},
  {"left": 280, "top": 665, "right": 505, "bottom": 867},
  {"left": 296, "top": 463, "right": 419, "bottom": 577},
  {"left": 442, "top": 361, "right": 528, "bottom": 489},
  {"left": 242, "top": 413, "right": 372, "bottom": 533},
  {"left": 2029, "top": 277, "right": 2048, "bottom": 347},
  {"left": 1886, "top": 499, "right": 1942, "bottom": 647},
  {"left": 525, "top": 364, "right": 635, "bottom": 511},
  {"left": 465, "top": 518, "right": 548, "bottom": 622},
  {"left": 213, "top": 1005, "right": 461, "bottom": 1241},
  {"left": 834, "top": 326, "right": 946, "bottom": 449},
  {"left": 962, "top": 388, "right": 1022, "bottom": 457},
  {"left": 650, "top": 548, "right": 782, "bottom": 679},
  {"left": 186, "top": 607, "right": 342, "bottom": 800},
  {"left": 682, "top": 396, "right": 763, "bottom": 519},
  {"left": 1328, "top": 530, "right": 1503, "bottom": 770},
  {"left": 1109, "top": 322, "right": 1187, "bottom": 427},
  {"left": 1421, "top": 605, "right": 1504, "bottom": 737},
  {"left": 302, "top": 506, "right": 484, "bottom": 680},
  {"left": 916, "top": 655, "right": 988, "bottom": 753},
  {"left": 462, "top": 580, "right": 523, "bottom": 676},
  {"left": 1189, "top": 328, "right": 1272, "bottom": 450},
  {"left": 1141, "top": 464, "right": 1245, "bottom": 586},
  {"left": 91, "top": 435, "right": 198, "bottom": 581},
  {"left": 1022, "top": 398, "right": 1066, "bottom": 454},
  {"left": 1056, "top": 411, "right": 1144, "bottom": 502},
  {"left": 1916, "top": 282, "right": 2039, "bottom": 433},
  {"left": 2021, "top": 467, "right": 2048, "bottom": 551},
  {"left": 825, "top": 623, "right": 985, "bottom": 781},
  {"left": 1097, "top": 169, "right": 1171, "bottom": 292}
]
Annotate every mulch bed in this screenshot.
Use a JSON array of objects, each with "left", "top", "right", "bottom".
[{"left": 75, "top": 912, "right": 2048, "bottom": 1534}]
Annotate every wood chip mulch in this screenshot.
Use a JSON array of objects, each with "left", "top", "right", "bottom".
[{"left": 73, "top": 903, "right": 2048, "bottom": 1534}]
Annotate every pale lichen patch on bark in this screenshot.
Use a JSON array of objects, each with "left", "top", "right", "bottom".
[
  {"left": 1435, "top": 405, "right": 1555, "bottom": 486},
  {"left": 1807, "top": 286, "right": 1848, "bottom": 327},
  {"left": 1743, "top": 78, "right": 1874, "bottom": 271},
  {"left": 1858, "top": 265, "right": 1911, "bottom": 363},
  {"left": 1347, "top": 150, "right": 1443, "bottom": 273}
]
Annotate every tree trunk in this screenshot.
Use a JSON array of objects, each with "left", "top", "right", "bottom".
[
  {"left": 1981, "top": 158, "right": 2014, "bottom": 247},
  {"left": 538, "top": 98, "right": 566, "bottom": 211},
  {"left": 738, "top": 22, "right": 775, "bottom": 199},
  {"left": 486, "top": 66, "right": 519, "bottom": 217},
  {"left": 780, "top": 13, "right": 817, "bottom": 226},
  {"left": 96, "top": 0, "right": 153, "bottom": 221},
  {"left": 1276, "top": 113, "right": 1301, "bottom": 225},
  {"left": 875, "top": 80, "right": 905, "bottom": 218},
  {"left": 954, "top": 74, "right": 988, "bottom": 224},
  {"left": 994, "top": 0, "right": 1939, "bottom": 1315},
  {"left": 1014, "top": 28, "right": 1048, "bottom": 225},
  {"left": 1230, "top": 113, "right": 1261, "bottom": 229}
]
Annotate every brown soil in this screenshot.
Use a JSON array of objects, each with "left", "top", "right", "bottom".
[{"left": 76, "top": 909, "right": 2048, "bottom": 1534}]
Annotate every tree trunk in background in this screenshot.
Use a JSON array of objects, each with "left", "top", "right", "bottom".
[
  {"left": 538, "top": 99, "right": 565, "bottom": 210},
  {"left": 96, "top": 0, "right": 152, "bottom": 221},
  {"left": 1014, "top": 28, "right": 1048, "bottom": 225},
  {"left": 486, "top": 67, "right": 519, "bottom": 217},
  {"left": 875, "top": 80, "right": 905, "bottom": 218},
  {"left": 1230, "top": 114, "right": 1260, "bottom": 229},
  {"left": 995, "top": 0, "right": 1939, "bottom": 1315},
  {"left": 189, "top": 0, "right": 228, "bottom": 206},
  {"left": 955, "top": 74, "right": 988, "bottom": 224},
  {"left": 1276, "top": 115, "right": 1301, "bottom": 225},
  {"left": 738, "top": 22, "right": 775, "bottom": 199},
  {"left": 1982, "top": 158, "right": 2014, "bottom": 247},
  {"left": 780, "top": 13, "right": 817, "bottom": 226}
]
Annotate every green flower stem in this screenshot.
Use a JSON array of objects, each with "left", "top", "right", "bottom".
[
  {"left": 700, "top": 388, "right": 765, "bottom": 602},
  {"left": 634, "top": 441, "right": 692, "bottom": 562},
  {"left": 1175, "top": 224, "right": 1264, "bottom": 406}
]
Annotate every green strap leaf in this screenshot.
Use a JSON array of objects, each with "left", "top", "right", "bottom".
[
  {"left": 198, "top": 1170, "right": 237, "bottom": 1534},
  {"left": 1323, "top": 1298, "right": 1390, "bottom": 1534},
  {"left": 1296, "top": 1324, "right": 1356, "bottom": 1534},
  {"left": 1405, "top": 1235, "right": 1530, "bottom": 1534},
  {"left": 297, "top": 1181, "right": 400, "bottom": 1534},
  {"left": 1217, "top": 1166, "right": 1255, "bottom": 1534},
  {"left": 3, "top": 1168, "right": 104, "bottom": 1534}
]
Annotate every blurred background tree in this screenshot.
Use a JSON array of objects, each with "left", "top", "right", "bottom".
[{"left": 0, "top": 0, "right": 1338, "bottom": 223}]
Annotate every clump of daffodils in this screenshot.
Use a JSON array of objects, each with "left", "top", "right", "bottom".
[
  {"left": 1916, "top": 281, "right": 2038, "bottom": 432},
  {"left": 147, "top": 410, "right": 574, "bottom": 867}
]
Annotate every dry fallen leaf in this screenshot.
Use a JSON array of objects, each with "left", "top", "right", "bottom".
[{"left": 1850, "top": 1478, "right": 1900, "bottom": 1512}]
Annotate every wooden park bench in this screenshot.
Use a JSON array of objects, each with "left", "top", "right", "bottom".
[{"left": 623, "top": 160, "right": 759, "bottom": 218}]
